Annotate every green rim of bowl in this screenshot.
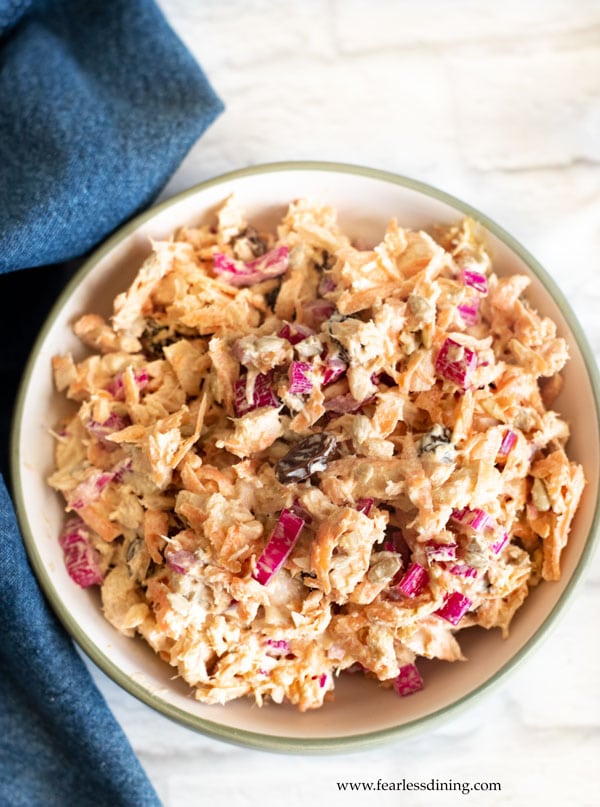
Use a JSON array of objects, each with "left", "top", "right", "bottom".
[{"left": 10, "top": 160, "right": 600, "bottom": 754}]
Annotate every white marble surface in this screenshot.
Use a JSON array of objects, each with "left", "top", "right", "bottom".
[{"left": 87, "top": 2, "right": 600, "bottom": 804}]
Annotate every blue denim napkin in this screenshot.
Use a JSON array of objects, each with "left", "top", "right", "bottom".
[
  {"left": 0, "top": 480, "right": 165, "bottom": 807},
  {"left": 0, "top": 0, "right": 224, "bottom": 804},
  {"left": 0, "top": 0, "right": 224, "bottom": 272}
]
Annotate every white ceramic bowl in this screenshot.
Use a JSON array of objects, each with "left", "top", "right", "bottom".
[{"left": 12, "top": 162, "right": 600, "bottom": 752}]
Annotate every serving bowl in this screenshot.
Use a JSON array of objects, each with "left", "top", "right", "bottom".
[{"left": 11, "top": 162, "right": 600, "bottom": 752}]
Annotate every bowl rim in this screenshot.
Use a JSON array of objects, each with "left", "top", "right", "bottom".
[{"left": 10, "top": 159, "right": 600, "bottom": 754}]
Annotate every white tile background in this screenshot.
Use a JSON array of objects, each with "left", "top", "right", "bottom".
[{"left": 86, "top": 2, "right": 600, "bottom": 804}]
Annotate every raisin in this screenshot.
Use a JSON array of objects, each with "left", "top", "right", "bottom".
[
  {"left": 419, "top": 424, "right": 451, "bottom": 452},
  {"left": 125, "top": 537, "right": 151, "bottom": 582},
  {"left": 126, "top": 537, "right": 142, "bottom": 564},
  {"left": 244, "top": 225, "right": 268, "bottom": 257},
  {"left": 300, "top": 570, "right": 318, "bottom": 588},
  {"left": 418, "top": 424, "right": 455, "bottom": 463},
  {"left": 233, "top": 226, "right": 268, "bottom": 260},
  {"left": 324, "top": 314, "right": 353, "bottom": 363},
  {"left": 140, "top": 319, "right": 180, "bottom": 359},
  {"left": 274, "top": 432, "right": 338, "bottom": 483}
]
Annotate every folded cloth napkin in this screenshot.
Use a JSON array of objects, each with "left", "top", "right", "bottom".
[
  {"left": 0, "top": 0, "right": 223, "bottom": 272},
  {"left": 0, "top": 480, "right": 164, "bottom": 807},
  {"left": 0, "top": 0, "right": 224, "bottom": 804}
]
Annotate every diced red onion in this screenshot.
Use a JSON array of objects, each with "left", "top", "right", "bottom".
[
  {"left": 318, "top": 275, "right": 336, "bottom": 295},
  {"left": 165, "top": 549, "right": 195, "bottom": 575},
  {"left": 396, "top": 562, "right": 429, "bottom": 598},
  {"left": 87, "top": 413, "right": 130, "bottom": 451},
  {"left": 435, "top": 338, "right": 477, "bottom": 389},
  {"left": 234, "top": 371, "right": 280, "bottom": 416},
  {"left": 356, "top": 498, "right": 374, "bottom": 516},
  {"left": 278, "top": 322, "right": 315, "bottom": 345},
  {"left": 59, "top": 517, "right": 103, "bottom": 588},
  {"left": 393, "top": 663, "right": 424, "bottom": 697},
  {"left": 253, "top": 509, "right": 305, "bottom": 585},
  {"left": 452, "top": 507, "right": 507, "bottom": 554},
  {"left": 324, "top": 393, "right": 368, "bottom": 413},
  {"left": 288, "top": 360, "right": 313, "bottom": 394},
  {"left": 424, "top": 540, "right": 458, "bottom": 562},
  {"left": 435, "top": 592, "right": 472, "bottom": 625},
  {"left": 321, "top": 356, "right": 347, "bottom": 386},
  {"left": 457, "top": 299, "right": 480, "bottom": 326},
  {"left": 213, "top": 245, "right": 289, "bottom": 287},
  {"left": 302, "top": 298, "right": 335, "bottom": 328},
  {"left": 106, "top": 368, "right": 149, "bottom": 400},
  {"left": 498, "top": 429, "right": 517, "bottom": 457},
  {"left": 448, "top": 563, "right": 478, "bottom": 579},
  {"left": 451, "top": 507, "right": 492, "bottom": 534},
  {"left": 112, "top": 458, "right": 132, "bottom": 483},
  {"left": 68, "top": 469, "right": 116, "bottom": 511},
  {"left": 210, "top": 250, "right": 239, "bottom": 276},
  {"left": 491, "top": 532, "right": 509, "bottom": 554},
  {"left": 461, "top": 268, "right": 488, "bottom": 294},
  {"left": 58, "top": 520, "right": 88, "bottom": 550},
  {"left": 289, "top": 498, "right": 313, "bottom": 525}
]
